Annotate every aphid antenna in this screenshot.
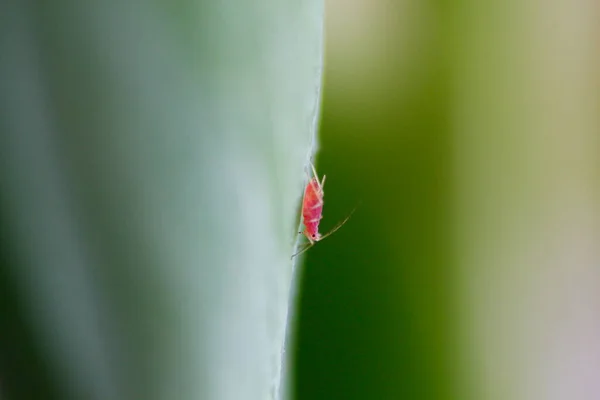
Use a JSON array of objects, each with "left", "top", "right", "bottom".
[
  {"left": 291, "top": 203, "right": 360, "bottom": 259},
  {"left": 291, "top": 242, "right": 314, "bottom": 259},
  {"left": 317, "top": 204, "right": 359, "bottom": 242}
]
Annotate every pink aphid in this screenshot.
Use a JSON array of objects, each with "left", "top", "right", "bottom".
[{"left": 291, "top": 163, "right": 355, "bottom": 259}]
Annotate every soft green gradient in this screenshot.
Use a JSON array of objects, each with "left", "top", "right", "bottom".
[
  {"left": 293, "top": 0, "right": 600, "bottom": 400},
  {"left": 0, "top": 1, "right": 323, "bottom": 400}
]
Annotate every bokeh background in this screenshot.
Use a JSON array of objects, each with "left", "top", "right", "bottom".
[
  {"left": 2, "top": 1, "right": 600, "bottom": 400},
  {"left": 292, "top": 0, "right": 600, "bottom": 400}
]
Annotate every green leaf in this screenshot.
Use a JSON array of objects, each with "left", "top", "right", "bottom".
[{"left": 0, "top": 1, "right": 323, "bottom": 399}]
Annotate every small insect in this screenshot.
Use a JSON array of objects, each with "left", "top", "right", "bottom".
[{"left": 291, "top": 162, "right": 356, "bottom": 259}]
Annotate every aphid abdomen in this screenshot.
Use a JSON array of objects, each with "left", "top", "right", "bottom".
[
  {"left": 302, "top": 177, "right": 324, "bottom": 239},
  {"left": 292, "top": 163, "right": 353, "bottom": 259}
]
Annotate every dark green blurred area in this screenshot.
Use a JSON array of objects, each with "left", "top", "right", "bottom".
[
  {"left": 293, "top": 46, "right": 456, "bottom": 399},
  {"left": 291, "top": 0, "right": 461, "bottom": 395},
  {"left": 0, "top": 225, "right": 59, "bottom": 399}
]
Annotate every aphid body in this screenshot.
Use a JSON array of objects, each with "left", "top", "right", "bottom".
[
  {"left": 291, "top": 163, "right": 355, "bottom": 259},
  {"left": 301, "top": 175, "right": 325, "bottom": 243}
]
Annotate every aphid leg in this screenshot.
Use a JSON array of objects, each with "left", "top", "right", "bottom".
[
  {"left": 310, "top": 178, "right": 320, "bottom": 194},
  {"left": 316, "top": 206, "right": 358, "bottom": 242},
  {"left": 291, "top": 242, "right": 314, "bottom": 259},
  {"left": 310, "top": 201, "right": 323, "bottom": 210},
  {"left": 309, "top": 162, "right": 324, "bottom": 193},
  {"left": 310, "top": 161, "right": 319, "bottom": 179}
]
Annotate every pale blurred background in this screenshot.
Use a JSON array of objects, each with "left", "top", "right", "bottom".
[{"left": 293, "top": 1, "right": 600, "bottom": 400}]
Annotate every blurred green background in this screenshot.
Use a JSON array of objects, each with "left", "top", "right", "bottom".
[
  {"left": 292, "top": 0, "right": 600, "bottom": 399},
  {"left": 293, "top": 2, "right": 455, "bottom": 398}
]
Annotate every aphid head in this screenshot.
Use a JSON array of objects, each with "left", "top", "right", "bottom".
[
  {"left": 302, "top": 229, "right": 321, "bottom": 242},
  {"left": 309, "top": 231, "right": 321, "bottom": 241}
]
